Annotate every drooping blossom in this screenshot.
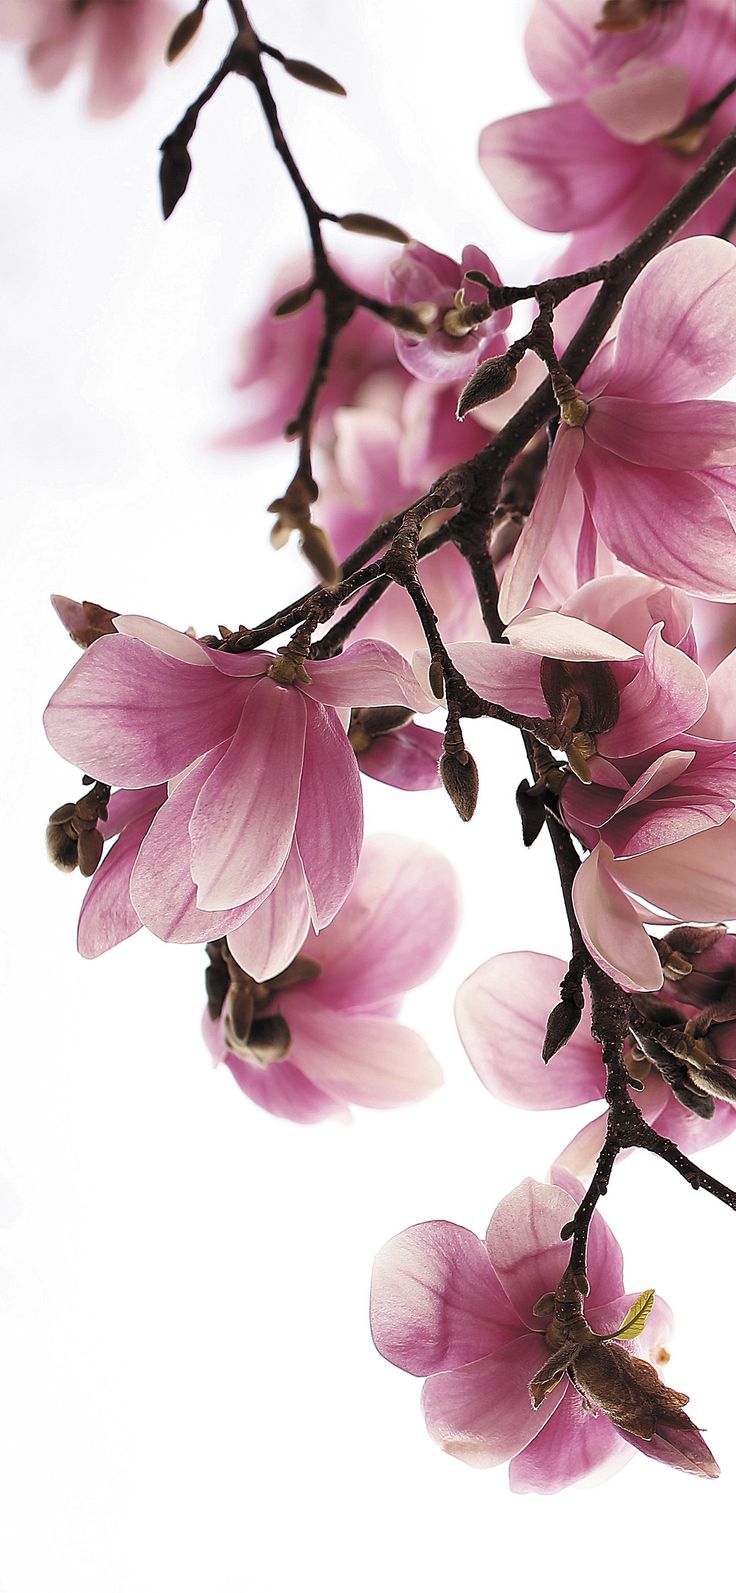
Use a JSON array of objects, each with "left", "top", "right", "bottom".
[
  {"left": 371, "top": 1173, "right": 718, "bottom": 1492},
  {"left": 218, "top": 254, "right": 408, "bottom": 451},
  {"left": 202, "top": 834, "right": 460, "bottom": 1123},
  {"left": 479, "top": 0, "right": 736, "bottom": 269},
  {"left": 387, "top": 242, "right": 511, "bottom": 383},
  {"left": 0, "top": 0, "right": 175, "bottom": 117},
  {"left": 498, "top": 238, "right": 736, "bottom": 619},
  {"left": 431, "top": 569, "right": 736, "bottom": 988},
  {"left": 320, "top": 386, "right": 489, "bottom": 655},
  {"left": 455, "top": 947, "right": 736, "bottom": 1180},
  {"left": 44, "top": 616, "right": 432, "bottom": 981}
]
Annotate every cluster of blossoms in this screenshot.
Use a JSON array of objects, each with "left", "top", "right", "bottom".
[{"left": 29, "top": 0, "right": 736, "bottom": 1493}]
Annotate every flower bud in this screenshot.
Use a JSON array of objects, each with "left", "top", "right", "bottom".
[
  {"left": 282, "top": 57, "right": 347, "bottom": 95},
  {"left": 301, "top": 523, "right": 341, "bottom": 588},
  {"left": 159, "top": 139, "right": 193, "bottom": 219},
  {"left": 542, "top": 996, "right": 583, "bottom": 1062},
  {"left": 440, "top": 751, "right": 479, "bottom": 822},
  {"left": 166, "top": 3, "right": 205, "bottom": 62},
  {"left": 515, "top": 778, "right": 546, "bottom": 848},
  {"left": 272, "top": 282, "right": 315, "bottom": 319},
  {"left": 456, "top": 354, "right": 518, "bottom": 419},
  {"left": 428, "top": 658, "right": 445, "bottom": 700},
  {"left": 339, "top": 212, "right": 410, "bottom": 244}
]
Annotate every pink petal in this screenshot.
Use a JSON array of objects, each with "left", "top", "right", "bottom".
[
  {"left": 432, "top": 642, "right": 547, "bottom": 715},
  {"left": 294, "top": 700, "right": 363, "bottom": 930},
  {"left": 113, "top": 615, "right": 212, "bottom": 666},
  {"left": 98, "top": 784, "right": 166, "bottom": 840},
  {"left": 455, "top": 951, "right": 605, "bottom": 1109},
  {"left": 524, "top": 0, "right": 593, "bottom": 98},
  {"left": 555, "top": 1109, "right": 608, "bottom": 1182},
  {"left": 77, "top": 813, "right": 153, "bottom": 959},
  {"left": 559, "top": 573, "right": 693, "bottom": 653},
  {"left": 421, "top": 1336, "right": 565, "bottom": 1468},
  {"left": 357, "top": 722, "right": 442, "bottom": 789},
  {"left": 499, "top": 428, "right": 584, "bottom": 623},
  {"left": 279, "top": 996, "right": 441, "bottom": 1108},
  {"left": 504, "top": 610, "right": 638, "bottom": 663},
  {"left": 370, "top": 1221, "right": 523, "bottom": 1375},
  {"left": 587, "top": 397, "right": 736, "bottom": 471},
  {"left": 586, "top": 1291, "right": 674, "bottom": 1358},
  {"left": 621, "top": 1424, "right": 719, "bottom": 1479},
  {"left": 44, "top": 634, "right": 246, "bottom": 787},
  {"left": 599, "top": 626, "right": 708, "bottom": 758},
  {"left": 225, "top": 843, "right": 311, "bottom": 982},
  {"left": 303, "top": 834, "right": 460, "bottom": 1011},
  {"left": 189, "top": 680, "right": 306, "bottom": 910},
  {"left": 303, "top": 641, "right": 432, "bottom": 713},
  {"left": 572, "top": 844, "right": 665, "bottom": 993},
  {"left": 585, "top": 65, "right": 689, "bottom": 145},
  {"left": 576, "top": 439, "right": 736, "bottom": 600},
  {"left": 604, "top": 237, "right": 736, "bottom": 402},
  {"left": 614, "top": 818, "right": 736, "bottom": 922},
  {"left": 479, "top": 102, "right": 640, "bottom": 232},
  {"left": 485, "top": 1176, "right": 627, "bottom": 1330},
  {"left": 509, "top": 1389, "right": 628, "bottom": 1494},
  {"left": 203, "top": 1013, "right": 341, "bottom": 1125}
]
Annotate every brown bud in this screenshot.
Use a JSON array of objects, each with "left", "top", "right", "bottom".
[
  {"left": 540, "top": 658, "right": 620, "bottom": 738},
  {"left": 159, "top": 139, "right": 192, "bottom": 219},
  {"left": 573, "top": 1340, "right": 691, "bottom": 1442},
  {"left": 272, "top": 281, "right": 315, "bottom": 319},
  {"left": 338, "top": 212, "right": 410, "bottom": 244},
  {"left": 165, "top": 3, "right": 205, "bottom": 62},
  {"left": 46, "top": 823, "right": 79, "bottom": 872},
  {"left": 428, "top": 658, "right": 445, "bottom": 700},
  {"left": 77, "top": 825, "right": 104, "bottom": 878},
  {"left": 543, "top": 996, "right": 583, "bottom": 1062},
  {"left": 301, "top": 523, "right": 341, "bottom": 589},
  {"left": 456, "top": 354, "right": 518, "bottom": 419},
  {"left": 515, "top": 778, "right": 546, "bottom": 848},
  {"left": 661, "top": 923, "right": 727, "bottom": 961},
  {"left": 282, "top": 57, "right": 347, "bottom": 95},
  {"left": 440, "top": 751, "right": 479, "bottom": 822}
]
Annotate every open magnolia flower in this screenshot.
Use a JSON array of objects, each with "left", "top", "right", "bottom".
[
  {"left": 387, "top": 242, "right": 511, "bottom": 383},
  {"left": 499, "top": 238, "right": 736, "bottom": 618},
  {"left": 0, "top": 0, "right": 175, "bottom": 116},
  {"left": 202, "top": 834, "right": 460, "bottom": 1123},
  {"left": 455, "top": 945, "right": 736, "bottom": 1180},
  {"left": 371, "top": 1173, "right": 717, "bottom": 1492},
  {"left": 44, "top": 616, "right": 433, "bottom": 980}
]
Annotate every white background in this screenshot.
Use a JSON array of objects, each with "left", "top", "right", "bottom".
[{"left": 3, "top": 2, "right": 736, "bottom": 1589}]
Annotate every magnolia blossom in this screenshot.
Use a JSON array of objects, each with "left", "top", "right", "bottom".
[
  {"left": 371, "top": 1174, "right": 717, "bottom": 1492},
  {"left": 203, "top": 834, "right": 460, "bottom": 1123},
  {"left": 499, "top": 238, "right": 736, "bottom": 619},
  {"left": 455, "top": 950, "right": 736, "bottom": 1179},
  {"left": 218, "top": 255, "right": 406, "bottom": 450},
  {"left": 0, "top": 0, "right": 175, "bottom": 116},
  {"left": 387, "top": 242, "right": 510, "bottom": 383},
  {"left": 480, "top": 0, "right": 736, "bottom": 269},
  {"left": 44, "top": 616, "right": 432, "bottom": 980}
]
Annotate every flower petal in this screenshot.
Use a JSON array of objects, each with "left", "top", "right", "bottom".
[
  {"left": 429, "top": 642, "right": 547, "bottom": 715},
  {"left": 587, "top": 397, "right": 736, "bottom": 471},
  {"left": 599, "top": 626, "right": 708, "bottom": 758},
  {"left": 509, "top": 1388, "right": 628, "bottom": 1494},
  {"left": 77, "top": 812, "right": 154, "bottom": 959},
  {"left": 455, "top": 951, "right": 605, "bottom": 1109},
  {"left": 203, "top": 1012, "right": 342, "bottom": 1125},
  {"left": 421, "top": 1336, "right": 565, "bottom": 1468},
  {"left": 225, "top": 842, "right": 311, "bottom": 982},
  {"left": 294, "top": 700, "right": 363, "bottom": 930},
  {"left": 370, "top": 1220, "right": 523, "bottom": 1375},
  {"left": 585, "top": 65, "right": 689, "bottom": 146},
  {"left": 499, "top": 428, "right": 584, "bottom": 623},
  {"left": 356, "top": 723, "right": 443, "bottom": 790},
  {"left": 479, "top": 102, "right": 639, "bottom": 232},
  {"left": 303, "top": 641, "right": 432, "bottom": 712},
  {"left": 279, "top": 996, "right": 441, "bottom": 1108},
  {"left": 604, "top": 237, "right": 736, "bottom": 402},
  {"left": 572, "top": 844, "right": 665, "bottom": 993},
  {"left": 614, "top": 817, "right": 736, "bottom": 922}
]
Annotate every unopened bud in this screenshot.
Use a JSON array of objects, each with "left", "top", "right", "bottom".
[
  {"left": 339, "top": 212, "right": 410, "bottom": 244},
  {"left": 159, "top": 139, "right": 192, "bottom": 219},
  {"left": 272, "top": 281, "right": 315, "bottom": 318},
  {"left": 440, "top": 751, "right": 479, "bottom": 822},
  {"left": 456, "top": 354, "right": 518, "bottom": 419},
  {"left": 428, "top": 658, "right": 445, "bottom": 699},
  {"left": 166, "top": 3, "right": 205, "bottom": 62},
  {"left": 543, "top": 996, "right": 583, "bottom": 1062},
  {"left": 77, "top": 826, "right": 104, "bottom": 878},
  {"left": 515, "top": 778, "right": 546, "bottom": 848},
  {"left": 301, "top": 523, "right": 341, "bottom": 588},
  {"left": 46, "top": 822, "right": 79, "bottom": 872},
  {"left": 282, "top": 56, "right": 347, "bottom": 95}
]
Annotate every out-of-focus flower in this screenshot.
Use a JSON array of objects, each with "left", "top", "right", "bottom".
[
  {"left": 44, "top": 615, "right": 432, "bottom": 980},
  {"left": 387, "top": 242, "right": 511, "bottom": 382},
  {"left": 203, "top": 833, "right": 460, "bottom": 1123},
  {"left": 371, "top": 1174, "right": 717, "bottom": 1492},
  {"left": 480, "top": 0, "right": 736, "bottom": 267},
  {"left": 499, "top": 239, "right": 736, "bottom": 618},
  {"left": 0, "top": 0, "right": 175, "bottom": 117}
]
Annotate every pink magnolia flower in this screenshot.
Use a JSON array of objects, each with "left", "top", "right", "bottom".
[
  {"left": 371, "top": 1173, "right": 718, "bottom": 1491},
  {"left": 499, "top": 238, "right": 736, "bottom": 619},
  {"left": 218, "top": 255, "right": 407, "bottom": 450},
  {"left": 479, "top": 0, "right": 736, "bottom": 267},
  {"left": 0, "top": 0, "right": 175, "bottom": 117},
  {"left": 44, "top": 616, "right": 432, "bottom": 980},
  {"left": 203, "top": 834, "right": 460, "bottom": 1123},
  {"left": 455, "top": 949, "right": 736, "bottom": 1180},
  {"left": 439, "top": 570, "right": 736, "bottom": 989},
  {"left": 387, "top": 242, "right": 511, "bottom": 383}
]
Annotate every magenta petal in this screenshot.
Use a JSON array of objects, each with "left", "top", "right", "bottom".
[
  {"left": 572, "top": 845, "right": 664, "bottom": 993},
  {"left": 599, "top": 626, "right": 708, "bottom": 758},
  {"left": 294, "top": 701, "right": 363, "bottom": 930},
  {"left": 77, "top": 813, "right": 153, "bottom": 959},
  {"left": 455, "top": 951, "right": 605, "bottom": 1109},
  {"left": 203, "top": 1013, "right": 341, "bottom": 1125},
  {"left": 577, "top": 440, "right": 736, "bottom": 600},
  {"left": 479, "top": 102, "right": 639, "bottom": 232},
  {"left": 555, "top": 1110, "right": 609, "bottom": 1183},
  {"left": 370, "top": 1220, "right": 523, "bottom": 1375},
  {"left": 435, "top": 642, "right": 547, "bottom": 715},
  {"left": 113, "top": 615, "right": 213, "bottom": 666},
  {"left": 190, "top": 680, "right": 306, "bottom": 910},
  {"left": 279, "top": 996, "right": 441, "bottom": 1107},
  {"left": 585, "top": 65, "right": 688, "bottom": 145},
  {"left": 587, "top": 397, "right": 736, "bottom": 472},
  {"left": 615, "top": 818, "right": 736, "bottom": 922},
  {"left": 485, "top": 1179, "right": 576, "bottom": 1329},
  {"left": 621, "top": 1423, "right": 719, "bottom": 1479},
  {"left": 226, "top": 843, "right": 311, "bottom": 982},
  {"left": 509, "top": 1389, "right": 628, "bottom": 1494},
  {"left": 357, "top": 723, "right": 442, "bottom": 790},
  {"left": 44, "top": 634, "right": 247, "bottom": 787},
  {"left": 305, "top": 834, "right": 460, "bottom": 1012},
  {"left": 499, "top": 428, "right": 584, "bottom": 623},
  {"left": 421, "top": 1336, "right": 565, "bottom": 1468},
  {"left": 604, "top": 237, "right": 736, "bottom": 403},
  {"left": 303, "top": 641, "right": 432, "bottom": 712}
]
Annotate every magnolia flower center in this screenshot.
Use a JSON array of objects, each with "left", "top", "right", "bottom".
[{"left": 205, "top": 943, "right": 322, "bottom": 1068}]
